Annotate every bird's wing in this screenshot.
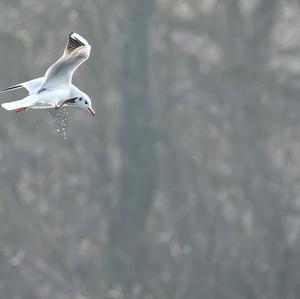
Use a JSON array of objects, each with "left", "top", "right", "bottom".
[
  {"left": 1, "top": 77, "right": 44, "bottom": 94},
  {"left": 39, "top": 32, "right": 91, "bottom": 90}
]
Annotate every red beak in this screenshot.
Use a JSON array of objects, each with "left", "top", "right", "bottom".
[{"left": 88, "top": 107, "right": 96, "bottom": 116}]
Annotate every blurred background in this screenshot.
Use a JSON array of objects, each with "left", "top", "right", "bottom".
[{"left": 0, "top": 0, "right": 300, "bottom": 298}]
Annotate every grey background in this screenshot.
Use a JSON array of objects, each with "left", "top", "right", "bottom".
[{"left": 0, "top": 0, "right": 300, "bottom": 298}]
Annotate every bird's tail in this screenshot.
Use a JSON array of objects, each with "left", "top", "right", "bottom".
[
  {"left": 2, "top": 100, "right": 24, "bottom": 111},
  {"left": 1, "top": 95, "right": 35, "bottom": 111}
]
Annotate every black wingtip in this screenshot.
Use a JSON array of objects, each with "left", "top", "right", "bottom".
[
  {"left": 2, "top": 84, "right": 22, "bottom": 92},
  {"left": 66, "top": 32, "right": 85, "bottom": 53}
]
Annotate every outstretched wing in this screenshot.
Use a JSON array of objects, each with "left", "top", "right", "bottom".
[
  {"left": 1, "top": 77, "right": 44, "bottom": 95},
  {"left": 40, "top": 32, "right": 91, "bottom": 90}
]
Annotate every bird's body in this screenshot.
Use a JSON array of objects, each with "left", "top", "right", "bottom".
[{"left": 1, "top": 32, "right": 95, "bottom": 116}]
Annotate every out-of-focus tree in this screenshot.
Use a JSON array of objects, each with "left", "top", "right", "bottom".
[
  {"left": 1, "top": 1, "right": 300, "bottom": 299},
  {"left": 106, "top": 0, "right": 156, "bottom": 297}
]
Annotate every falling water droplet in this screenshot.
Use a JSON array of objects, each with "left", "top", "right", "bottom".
[{"left": 52, "top": 108, "right": 70, "bottom": 140}]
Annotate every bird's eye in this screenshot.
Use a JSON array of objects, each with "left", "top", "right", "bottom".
[
  {"left": 85, "top": 101, "right": 88, "bottom": 105},
  {"left": 79, "top": 97, "right": 82, "bottom": 101}
]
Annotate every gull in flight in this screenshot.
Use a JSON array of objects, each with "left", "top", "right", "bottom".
[{"left": 1, "top": 32, "right": 95, "bottom": 116}]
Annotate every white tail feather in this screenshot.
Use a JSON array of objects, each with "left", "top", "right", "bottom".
[
  {"left": 1, "top": 95, "right": 36, "bottom": 111},
  {"left": 2, "top": 100, "right": 25, "bottom": 111}
]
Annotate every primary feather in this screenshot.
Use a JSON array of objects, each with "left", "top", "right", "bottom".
[
  {"left": 1, "top": 77, "right": 44, "bottom": 95},
  {"left": 40, "top": 32, "right": 91, "bottom": 89}
]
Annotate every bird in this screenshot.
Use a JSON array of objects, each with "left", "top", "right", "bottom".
[{"left": 1, "top": 32, "right": 95, "bottom": 116}]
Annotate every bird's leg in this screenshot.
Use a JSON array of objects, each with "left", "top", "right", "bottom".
[
  {"left": 55, "top": 102, "right": 65, "bottom": 110},
  {"left": 55, "top": 97, "right": 77, "bottom": 110},
  {"left": 16, "top": 107, "right": 28, "bottom": 113},
  {"left": 55, "top": 101, "right": 67, "bottom": 110}
]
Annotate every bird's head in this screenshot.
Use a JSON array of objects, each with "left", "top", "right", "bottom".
[{"left": 75, "top": 93, "right": 95, "bottom": 116}]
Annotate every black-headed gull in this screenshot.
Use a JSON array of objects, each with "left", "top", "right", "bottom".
[{"left": 1, "top": 32, "right": 95, "bottom": 116}]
